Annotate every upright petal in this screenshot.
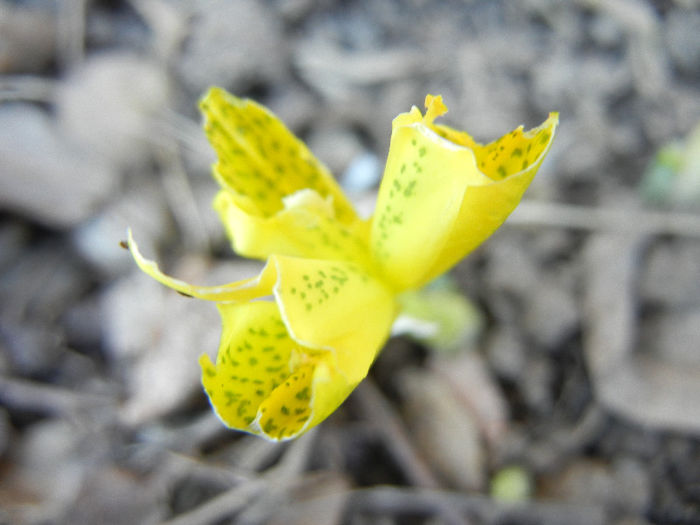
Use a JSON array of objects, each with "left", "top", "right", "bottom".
[
  {"left": 370, "top": 98, "right": 492, "bottom": 291},
  {"left": 200, "top": 87, "right": 358, "bottom": 224}
]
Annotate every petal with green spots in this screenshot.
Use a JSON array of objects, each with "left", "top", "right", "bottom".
[
  {"left": 200, "top": 301, "right": 300, "bottom": 431},
  {"left": 254, "top": 356, "right": 355, "bottom": 441},
  {"left": 370, "top": 109, "right": 492, "bottom": 291},
  {"left": 433, "top": 112, "right": 559, "bottom": 181},
  {"left": 422, "top": 112, "right": 559, "bottom": 282},
  {"left": 200, "top": 87, "right": 358, "bottom": 223},
  {"left": 271, "top": 256, "right": 396, "bottom": 383},
  {"left": 214, "top": 188, "right": 371, "bottom": 266}
]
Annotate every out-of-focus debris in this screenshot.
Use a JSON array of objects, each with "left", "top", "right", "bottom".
[
  {"left": 56, "top": 52, "right": 171, "bottom": 171},
  {"left": 1, "top": 419, "right": 91, "bottom": 524},
  {"left": 509, "top": 200, "right": 700, "bottom": 238},
  {"left": 0, "top": 1, "right": 56, "bottom": 74},
  {"left": 431, "top": 352, "right": 510, "bottom": 449},
  {"left": 176, "top": 0, "right": 286, "bottom": 94},
  {"left": 353, "top": 379, "right": 441, "bottom": 489},
  {"left": 523, "top": 275, "right": 578, "bottom": 349},
  {"left": 0, "top": 408, "right": 10, "bottom": 457},
  {"left": 539, "top": 458, "right": 650, "bottom": 517},
  {"left": 127, "top": 0, "right": 189, "bottom": 61},
  {"left": 101, "top": 264, "right": 221, "bottom": 426},
  {"left": 307, "top": 125, "right": 365, "bottom": 180},
  {"left": 396, "top": 367, "right": 485, "bottom": 491},
  {"left": 584, "top": 234, "right": 700, "bottom": 433},
  {"left": 640, "top": 239, "right": 700, "bottom": 307},
  {"left": 490, "top": 465, "right": 532, "bottom": 503},
  {"left": 72, "top": 181, "right": 173, "bottom": 276},
  {"left": 266, "top": 472, "right": 350, "bottom": 525},
  {"left": 641, "top": 120, "right": 700, "bottom": 208},
  {"left": 56, "top": 0, "right": 87, "bottom": 69},
  {"left": 348, "top": 485, "right": 607, "bottom": 525},
  {"left": 294, "top": 40, "right": 430, "bottom": 101},
  {"left": 60, "top": 466, "right": 164, "bottom": 525},
  {"left": 664, "top": 8, "right": 700, "bottom": 76},
  {"left": 0, "top": 104, "right": 117, "bottom": 228}
]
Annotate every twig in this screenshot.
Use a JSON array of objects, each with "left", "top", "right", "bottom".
[
  {"left": 510, "top": 200, "right": 700, "bottom": 237},
  {"left": 0, "top": 376, "right": 114, "bottom": 416},
  {"left": 159, "top": 478, "right": 267, "bottom": 525},
  {"left": 348, "top": 486, "right": 606, "bottom": 525},
  {"left": 0, "top": 75, "right": 56, "bottom": 102}
]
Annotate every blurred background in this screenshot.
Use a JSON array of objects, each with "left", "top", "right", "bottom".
[{"left": 2, "top": 0, "right": 700, "bottom": 523}]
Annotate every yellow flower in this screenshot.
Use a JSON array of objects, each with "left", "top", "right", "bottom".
[{"left": 129, "top": 87, "right": 558, "bottom": 441}]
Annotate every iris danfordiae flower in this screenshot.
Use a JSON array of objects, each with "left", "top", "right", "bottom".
[{"left": 129, "top": 88, "right": 558, "bottom": 441}]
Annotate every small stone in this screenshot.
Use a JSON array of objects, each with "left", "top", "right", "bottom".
[
  {"left": 56, "top": 53, "right": 171, "bottom": 171},
  {"left": 640, "top": 309, "right": 700, "bottom": 367},
  {"left": 0, "top": 104, "right": 117, "bottom": 228},
  {"left": 486, "top": 326, "right": 527, "bottom": 381},
  {"left": 523, "top": 277, "right": 579, "bottom": 350},
  {"left": 176, "top": 0, "right": 286, "bottom": 94},
  {"left": 640, "top": 239, "right": 700, "bottom": 308},
  {"left": 540, "top": 458, "right": 650, "bottom": 515},
  {"left": 521, "top": 355, "right": 554, "bottom": 414},
  {"left": 665, "top": 9, "right": 700, "bottom": 76},
  {"left": 61, "top": 467, "right": 163, "bottom": 525}
]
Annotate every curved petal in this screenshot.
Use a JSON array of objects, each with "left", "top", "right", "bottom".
[
  {"left": 200, "top": 87, "right": 358, "bottom": 224},
  {"left": 252, "top": 357, "right": 355, "bottom": 441},
  {"left": 422, "top": 112, "right": 559, "bottom": 281},
  {"left": 370, "top": 102, "right": 492, "bottom": 291},
  {"left": 200, "top": 301, "right": 299, "bottom": 430},
  {"left": 214, "top": 188, "right": 372, "bottom": 267},
  {"left": 127, "top": 229, "right": 275, "bottom": 302}
]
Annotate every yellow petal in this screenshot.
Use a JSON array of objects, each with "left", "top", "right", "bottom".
[
  {"left": 127, "top": 229, "right": 275, "bottom": 301},
  {"left": 213, "top": 188, "right": 372, "bottom": 267},
  {"left": 423, "top": 112, "right": 559, "bottom": 281},
  {"left": 271, "top": 255, "right": 397, "bottom": 383},
  {"left": 201, "top": 302, "right": 352, "bottom": 441},
  {"left": 370, "top": 107, "right": 492, "bottom": 291},
  {"left": 200, "top": 87, "right": 357, "bottom": 224},
  {"left": 200, "top": 301, "right": 299, "bottom": 431},
  {"left": 199, "top": 255, "right": 396, "bottom": 441},
  {"left": 254, "top": 356, "right": 354, "bottom": 440}
]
